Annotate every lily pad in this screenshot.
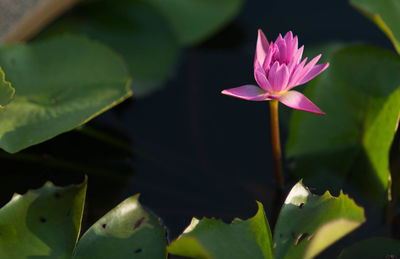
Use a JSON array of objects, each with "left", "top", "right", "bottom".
[
  {"left": 0, "top": 179, "right": 87, "bottom": 258},
  {"left": 168, "top": 202, "right": 273, "bottom": 259},
  {"left": 350, "top": 0, "right": 400, "bottom": 55},
  {"left": 337, "top": 237, "right": 400, "bottom": 259},
  {"left": 73, "top": 194, "right": 167, "bottom": 259},
  {"left": 0, "top": 35, "right": 132, "bottom": 153},
  {"left": 0, "top": 68, "right": 15, "bottom": 107},
  {"left": 273, "top": 181, "right": 365, "bottom": 259},
  {"left": 168, "top": 181, "right": 364, "bottom": 259},
  {"left": 286, "top": 45, "right": 400, "bottom": 200},
  {"left": 146, "top": 0, "right": 244, "bottom": 45},
  {"left": 39, "top": 0, "right": 179, "bottom": 98}
]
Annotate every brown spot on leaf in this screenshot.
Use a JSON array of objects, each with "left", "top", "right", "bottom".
[
  {"left": 40, "top": 217, "right": 47, "bottom": 223},
  {"left": 134, "top": 217, "right": 145, "bottom": 230},
  {"left": 299, "top": 203, "right": 304, "bottom": 209},
  {"left": 135, "top": 248, "right": 142, "bottom": 253},
  {"left": 102, "top": 223, "right": 107, "bottom": 229}
]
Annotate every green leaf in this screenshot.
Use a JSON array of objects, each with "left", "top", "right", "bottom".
[
  {"left": 0, "top": 67, "right": 15, "bottom": 107},
  {"left": 146, "top": 0, "right": 244, "bottom": 45},
  {"left": 350, "top": 0, "right": 400, "bottom": 55},
  {"left": 273, "top": 181, "right": 365, "bottom": 259},
  {"left": 168, "top": 202, "right": 273, "bottom": 259},
  {"left": 39, "top": 0, "right": 179, "bottom": 98},
  {"left": 0, "top": 179, "right": 87, "bottom": 258},
  {"left": 73, "top": 194, "right": 167, "bottom": 259},
  {"left": 0, "top": 35, "right": 132, "bottom": 153},
  {"left": 286, "top": 45, "right": 400, "bottom": 199},
  {"left": 337, "top": 237, "right": 400, "bottom": 259}
]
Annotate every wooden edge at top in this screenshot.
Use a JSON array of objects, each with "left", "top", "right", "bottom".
[{"left": 2, "top": 0, "right": 82, "bottom": 44}]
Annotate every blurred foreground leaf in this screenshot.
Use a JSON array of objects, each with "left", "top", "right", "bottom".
[
  {"left": 350, "top": 0, "right": 400, "bottom": 55},
  {"left": 40, "top": 0, "right": 179, "bottom": 98},
  {"left": 147, "top": 0, "right": 244, "bottom": 45},
  {"left": 74, "top": 194, "right": 167, "bottom": 259},
  {"left": 287, "top": 45, "right": 400, "bottom": 200},
  {"left": 0, "top": 68, "right": 15, "bottom": 107},
  {"left": 0, "top": 179, "right": 86, "bottom": 258},
  {"left": 0, "top": 36, "right": 132, "bottom": 153},
  {"left": 337, "top": 237, "right": 400, "bottom": 259},
  {"left": 274, "top": 182, "right": 365, "bottom": 259}
]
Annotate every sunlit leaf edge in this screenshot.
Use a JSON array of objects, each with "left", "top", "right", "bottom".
[
  {"left": 274, "top": 181, "right": 365, "bottom": 259},
  {"left": 0, "top": 67, "right": 15, "bottom": 108},
  {"left": 349, "top": 0, "right": 400, "bottom": 55},
  {"left": 168, "top": 201, "right": 273, "bottom": 259},
  {"left": 0, "top": 177, "right": 87, "bottom": 258}
]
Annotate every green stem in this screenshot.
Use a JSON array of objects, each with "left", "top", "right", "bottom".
[{"left": 269, "top": 100, "right": 284, "bottom": 188}]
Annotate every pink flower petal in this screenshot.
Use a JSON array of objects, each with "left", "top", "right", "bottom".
[
  {"left": 293, "top": 45, "right": 304, "bottom": 67},
  {"left": 268, "top": 61, "right": 280, "bottom": 89},
  {"left": 263, "top": 43, "right": 277, "bottom": 71},
  {"left": 225, "top": 30, "right": 329, "bottom": 107},
  {"left": 275, "top": 33, "right": 284, "bottom": 43},
  {"left": 287, "top": 45, "right": 304, "bottom": 74},
  {"left": 265, "top": 93, "right": 281, "bottom": 99},
  {"left": 276, "top": 38, "right": 287, "bottom": 63},
  {"left": 287, "top": 57, "right": 308, "bottom": 88},
  {"left": 298, "top": 63, "right": 330, "bottom": 85},
  {"left": 283, "top": 32, "right": 299, "bottom": 63},
  {"left": 221, "top": 85, "right": 268, "bottom": 101},
  {"left": 284, "top": 31, "right": 293, "bottom": 41},
  {"left": 295, "top": 54, "right": 322, "bottom": 82},
  {"left": 254, "top": 59, "right": 263, "bottom": 75},
  {"left": 269, "top": 62, "right": 290, "bottom": 92},
  {"left": 255, "top": 29, "right": 269, "bottom": 67},
  {"left": 255, "top": 70, "right": 273, "bottom": 92},
  {"left": 279, "top": 90, "right": 325, "bottom": 114},
  {"left": 254, "top": 61, "right": 272, "bottom": 91},
  {"left": 286, "top": 36, "right": 298, "bottom": 62}
]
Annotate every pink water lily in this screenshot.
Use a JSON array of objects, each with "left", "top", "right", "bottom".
[{"left": 222, "top": 30, "right": 329, "bottom": 114}]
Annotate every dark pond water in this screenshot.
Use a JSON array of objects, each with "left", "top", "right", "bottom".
[{"left": 1, "top": 0, "right": 399, "bottom": 258}]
